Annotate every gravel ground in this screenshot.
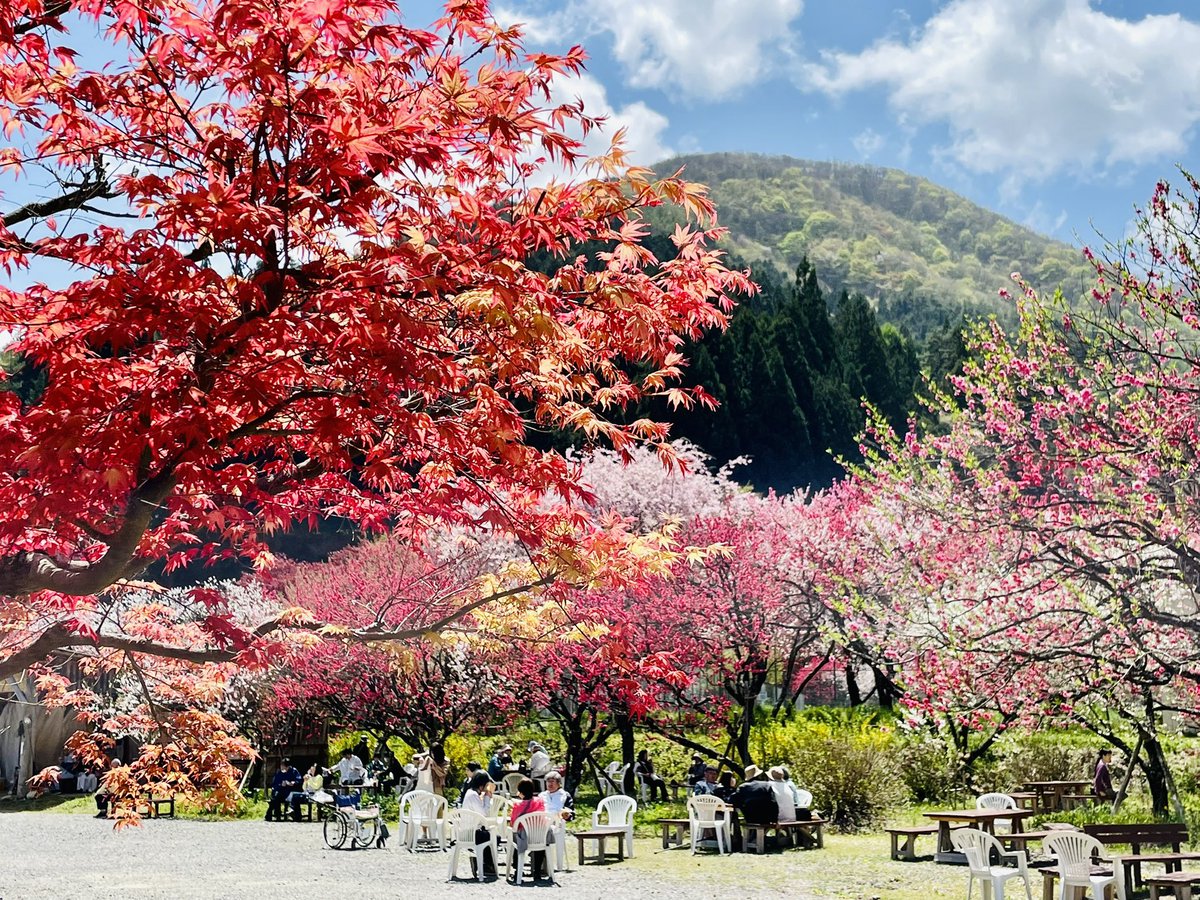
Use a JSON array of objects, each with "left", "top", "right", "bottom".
[{"left": 0, "top": 812, "right": 827, "bottom": 900}]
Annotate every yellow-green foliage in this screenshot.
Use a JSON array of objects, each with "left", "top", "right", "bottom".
[{"left": 650, "top": 152, "right": 1093, "bottom": 324}]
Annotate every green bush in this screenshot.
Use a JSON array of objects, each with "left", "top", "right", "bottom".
[
  {"left": 793, "top": 717, "right": 906, "bottom": 830},
  {"left": 986, "top": 731, "right": 1095, "bottom": 791},
  {"left": 895, "top": 733, "right": 962, "bottom": 803}
]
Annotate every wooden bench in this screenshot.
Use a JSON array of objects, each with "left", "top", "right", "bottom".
[
  {"left": 886, "top": 825, "right": 940, "bottom": 861},
  {"left": 572, "top": 827, "right": 626, "bottom": 865},
  {"left": 112, "top": 795, "right": 176, "bottom": 819},
  {"left": 1083, "top": 823, "right": 1193, "bottom": 888},
  {"left": 742, "top": 818, "right": 825, "bottom": 854},
  {"left": 1147, "top": 871, "right": 1200, "bottom": 899},
  {"left": 1061, "top": 793, "right": 1099, "bottom": 810},
  {"left": 657, "top": 817, "right": 690, "bottom": 849}
]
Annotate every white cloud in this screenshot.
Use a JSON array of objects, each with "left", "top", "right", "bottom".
[
  {"left": 522, "top": 72, "right": 673, "bottom": 184},
  {"left": 500, "top": 0, "right": 804, "bottom": 101},
  {"left": 804, "top": 0, "right": 1200, "bottom": 181},
  {"left": 853, "top": 127, "right": 885, "bottom": 159},
  {"left": 551, "top": 72, "right": 674, "bottom": 166}
]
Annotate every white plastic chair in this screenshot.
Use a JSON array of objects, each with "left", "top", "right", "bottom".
[
  {"left": 795, "top": 788, "right": 813, "bottom": 810},
  {"left": 1044, "top": 832, "right": 1120, "bottom": 900},
  {"left": 501, "top": 772, "right": 524, "bottom": 798},
  {"left": 600, "top": 761, "right": 625, "bottom": 797},
  {"left": 976, "top": 792, "right": 1018, "bottom": 834},
  {"left": 399, "top": 790, "right": 447, "bottom": 852},
  {"left": 686, "top": 795, "right": 731, "bottom": 856},
  {"left": 512, "top": 812, "right": 556, "bottom": 885},
  {"left": 447, "top": 810, "right": 497, "bottom": 882},
  {"left": 593, "top": 795, "right": 638, "bottom": 858},
  {"left": 951, "top": 828, "right": 1033, "bottom": 900}
]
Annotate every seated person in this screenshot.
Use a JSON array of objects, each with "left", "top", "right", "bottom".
[
  {"left": 266, "top": 758, "right": 302, "bottom": 822},
  {"left": 692, "top": 765, "right": 721, "bottom": 796},
  {"left": 635, "top": 749, "right": 668, "bottom": 802},
  {"left": 730, "top": 765, "right": 778, "bottom": 825},
  {"left": 457, "top": 762, "right": 483, "bottom": 806},
  {"left": 369, "top": 746, "right": 400, "bottom": 791},
  {"left": 538, "top": 771, "right": 572, "bottom": 873},
  {"left": 768, "top": 767, "right": 796, "bottom": 822},
  {"left": 335, "top": 747, "right": 365, "bottom": 786},
  {"left": 94, "top": 759, "right": 121, "bottom": 819},
  {"left": 76, "top": 768, "right": 98, "bottom": 794},
  {"left": 461, "top": 771, "right": 497, "bottom": 876},
  {"left": 488, "top": 744, "right": 514, "bottom": 781},
  {"left": 713, "top": 771, "right": 737, "bottom": 802},
  {"left": 538, "top": 771, "right": 574, "bottom": 821},
  {"left": 509, "top": 778, "right": 551, "bottom": 883},
  {"left": 287, "top": 763, "right": 324, "bottom": 821}
]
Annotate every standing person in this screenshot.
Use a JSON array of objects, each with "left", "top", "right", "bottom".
[
  {"left": 527, "top": 742, "right": 552, "bottom": 781},
  {"left": 353, "top": 737, "right": 372, "bottom": 768},
  {"left": 635, "top": 749, "right": 669, "bottom": 802},
  {"left": 508, "top": 778, "right": 549, "bottom": 883},
  {"left": 488, "top": 744, "right": 513, "bottom": 781},
  {"left": 266, "top": 758, "right": 302, "bottom": 822},
  {"left": 416, "top": 742, "right": 448, "bottom": 796},
  {"left": 335, "top": 747, "right": 365, "bottom": 786},
  {"left": 1094, "top": 749, "right": 1117, "bottom": 801}
]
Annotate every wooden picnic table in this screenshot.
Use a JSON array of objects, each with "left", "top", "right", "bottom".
[
  {"left": 923, "top": 808, "right": 1035, "bottom": 864},
  {"left": 657, "top": 817, "right": 690, "bottom": 849},
  {"left": 1023, "top": 780, "right": 1090, "bottom": 812},
  {"left": 572, "top": 826, "right": 627, "bottom": 865}
]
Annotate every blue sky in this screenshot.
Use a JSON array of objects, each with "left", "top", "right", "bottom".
[{"left": 414, "top": 0, "right": 1200, "bottom": 248}]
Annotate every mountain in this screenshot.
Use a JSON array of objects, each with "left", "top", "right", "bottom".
[{"left": 650, "top": 153, "right": 1094, "bottom": 338}]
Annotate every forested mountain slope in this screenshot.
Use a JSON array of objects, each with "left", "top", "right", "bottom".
[{"left": 652, "top": 153, "right": 1093, "bottom": 339}]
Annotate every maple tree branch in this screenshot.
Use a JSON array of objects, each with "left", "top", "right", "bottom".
[
  {"left": 0, "top": 469, "right": 176, "bottom": 596},
  {"left": 2, "top": 174, "right": 116, "bottom": 229},
  {"left": 12, "top": 3, "right": 71, "bottom": 36}
]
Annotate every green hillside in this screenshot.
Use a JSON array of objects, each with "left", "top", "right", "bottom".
[{"left": 652, "top": 153, "right": 1093, "bottom": 333}]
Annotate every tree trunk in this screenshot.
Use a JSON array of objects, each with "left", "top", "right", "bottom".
[
  {"left": 562, "top": 719, "right": 586, "bottom": 796},
  {"left": 1140, "top": 731, "right": 1171, "bottom": 818},
  {"left": 615, "top": 710, "right": 636, "bottom": 793},
  {"left": 872, "top": 664, "right": 899, "bottom": 711},
  {"left": 845, "top": 662, "right": 863, "bottom": 706}
]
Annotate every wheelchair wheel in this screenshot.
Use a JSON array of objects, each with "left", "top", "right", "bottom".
[
  {"left": 352, "top": 816, "right": 380, "bottom": 850},
  {"left": 323, "top": 815, "right": 350, "bottom": 850}
]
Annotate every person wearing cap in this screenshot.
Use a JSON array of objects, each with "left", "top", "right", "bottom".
[
  {"left": 266, "top": 757, "right": 302, "bottom": 822},
  {"left": 768, "top": 767, "right": 797, "bottom": 822},
  {"left": 731, "top": 764, "right": 777, "bottom": 827},
  {"left": 528, "top": 742, "right": 552, "bottom": 781},
  {"left": 692, "top": 764, "right": 721, "bottom": 796},
  {"left": 687, "top": 753, "right": 707, "bottom": 786},
  {"left": 538, "top": 771, "right": 574, "bottom": 821},
  {"left": 488, "top": 744, "right": 513, "bottom": 781}
]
